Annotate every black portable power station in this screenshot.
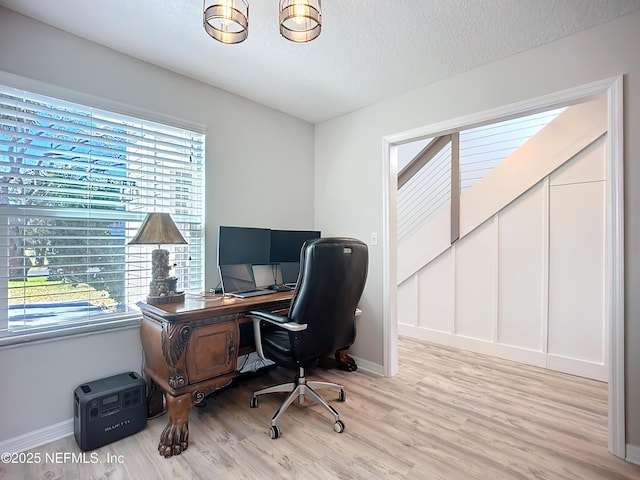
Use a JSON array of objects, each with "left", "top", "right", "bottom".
[{"left": 73, "top": 371, "right": 147, "bottom": 451}]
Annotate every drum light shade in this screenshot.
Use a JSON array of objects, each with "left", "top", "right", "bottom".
[
  {"left": 279, "top": 0, "right": 322, "bottom": 43},
  {"left": 203, "top": 0, "right": 321, "bottom": 44},
  {"left": 203, "top": 0, "right": 249, "bottom": 44}
]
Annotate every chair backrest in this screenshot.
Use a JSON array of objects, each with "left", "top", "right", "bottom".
[{"left": 288, "top": 237, "right": 368, "bottom": 363}]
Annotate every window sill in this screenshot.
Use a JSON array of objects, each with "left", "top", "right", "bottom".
[{"left": 0, "top": 315, "right": 142, "bottom": 350}]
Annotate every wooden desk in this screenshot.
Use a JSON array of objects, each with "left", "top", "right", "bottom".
[{"left": 138, "top": 292, "right": 292, "bottom": 457}]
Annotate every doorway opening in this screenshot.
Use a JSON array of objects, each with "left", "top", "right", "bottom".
[{"left": 381, "top": 76, "right": 624, "bottom": 457}]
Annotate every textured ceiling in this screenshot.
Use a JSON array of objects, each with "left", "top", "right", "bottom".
[{"left": 1, "top": 0, "right": 639, "bottom": 123}]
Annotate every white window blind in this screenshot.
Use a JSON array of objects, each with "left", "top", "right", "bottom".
[{"left": 0, "top": 85, "right": 205, "bottom": 342}]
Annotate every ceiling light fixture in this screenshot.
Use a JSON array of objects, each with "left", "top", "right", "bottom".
[
  {"left": 279, "top": 0, "right": 322, "bottom": 43},
  {"left": 203, "top": 0, "right": 321, "bottom": 45},
  {"left": 203, "top": 0, "right": 249, "bottom": 44}
]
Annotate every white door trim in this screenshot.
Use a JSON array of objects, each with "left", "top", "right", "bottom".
[{"left": 381, "top": 76, "right": 625, "bottom": 458}]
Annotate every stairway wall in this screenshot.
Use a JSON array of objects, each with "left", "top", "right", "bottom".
[{"left": 397, "top": 99, "right": 607, "bottom": 380}]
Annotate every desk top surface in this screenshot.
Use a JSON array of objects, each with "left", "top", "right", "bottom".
[{"left": 137, "top": 290, "right": 293, "bottom": 321}]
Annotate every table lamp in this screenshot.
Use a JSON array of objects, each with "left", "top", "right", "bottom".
[{"left": 128, "top": 213, "right": 187, "bottom": 305}]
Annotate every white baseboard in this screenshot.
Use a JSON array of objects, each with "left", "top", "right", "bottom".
[
  {"left": 398, "top": 324, "right": 547, "bottom": 368},
  {"left": 0, "top": 419, "right": 73, "bottom": 454},
  {"left": 398, "top": 324, "right": 606, "bottom": 382},
  {"left": 547, "top": 354, "right": 607, "bottom": 382},
  {"left": 627, "top": 444, "right": 640, "bottom": 465},
  {"left": 350, "top": 355, "right": 383, "bottom": 376}
]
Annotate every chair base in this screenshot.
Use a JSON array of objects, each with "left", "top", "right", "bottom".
[{"left": 250, "top": 366, "right": 346, "bottom": 437}]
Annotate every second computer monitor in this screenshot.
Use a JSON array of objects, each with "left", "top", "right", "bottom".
[
  {"left": 270, "top": 229, "right": 321, "bottom": 263},
  {"left": 270, "top": 229, "right": 321, "bottom": 284}
]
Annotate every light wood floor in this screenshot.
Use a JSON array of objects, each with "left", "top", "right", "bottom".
[{"left": 3, "top": 337, "right": 640, "bottom": 480}]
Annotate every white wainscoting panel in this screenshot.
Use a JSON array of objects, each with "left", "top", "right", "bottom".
[
  {"left": 397, "top": 274, "right": 418, "bottom": 327},
  {"left": 398, "top": 206, "right": 450, "bottom": 283},
  {"left": 550, "top": 135, "right": 606, "bottom": 186},
  {"left": 497, "top": 183, "right": 545, "bottom": 351},
  {"left": 418, "top": 249, "right": 454, "bottom": 333},
  {"left": 548, "top": 180, "right": 606, "bottom": 378},
  {"left": 454, "top": 221, "right": 496, "bottom": 340}
]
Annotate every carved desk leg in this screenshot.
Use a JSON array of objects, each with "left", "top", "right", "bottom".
[
  {"left": 154, "top": 321, "right": 193, "bottom": 457},
  {"left": 158, "top": 392, "right": 192, "bottom": 457},
  {"left": 335, "top": 348, "right": 357, "bottom": 372}
]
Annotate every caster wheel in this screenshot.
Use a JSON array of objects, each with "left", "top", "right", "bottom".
[
  {"left": 334, "top": 420, "right": 345, "bottom": 433},
  {"left": 250, "top": 397, "right": 258, "bottom": 408},
  {"left": 269, "top": 425, "right": 280, "bottom": 439},
  {"left": 338, "top": 389, "right": 346, "bottom": 402}
]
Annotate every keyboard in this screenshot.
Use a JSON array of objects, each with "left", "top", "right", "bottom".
[{"left": 229, "top": 289, "right": 275, "bottom": 299}]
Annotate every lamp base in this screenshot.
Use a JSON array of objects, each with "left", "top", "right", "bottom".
[
  {"left": 149, "top": 276, "right": 179, "bottom": 297},
  {"left": 146, "top": 292, "right": 185, "bottom": 305}
]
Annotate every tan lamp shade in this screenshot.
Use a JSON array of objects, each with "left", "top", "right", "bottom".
[{"left": 129, "top": 213, "right": 187, "bottom": 246}]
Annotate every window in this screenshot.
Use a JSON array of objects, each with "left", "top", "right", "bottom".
[{"left": 0, "top": 85, "right": 205, "bottom": 344}]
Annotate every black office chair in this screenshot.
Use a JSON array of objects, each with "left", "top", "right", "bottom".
[{"left": 248, "top": 237, "right": 368, "bottom": 439}]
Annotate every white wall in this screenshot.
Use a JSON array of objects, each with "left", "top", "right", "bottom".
[
  {"left": 0, "top": 328, "right": 142, "bottom": 443},
  {"left": 314, "top": 10, "right": 640, "bottom": 450},
  {"left": 0, "top": 7, "right": 315, "bottom": 445}
]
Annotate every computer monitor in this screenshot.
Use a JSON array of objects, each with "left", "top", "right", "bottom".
[
  {"left": 218, "top": 226, "right": 271, "bottom": 266},
  {"left": 278, "top": 262, "right": 302, "bottom": 285},
  {"left": 270, "top": 229, "right": 321, "bottom": 284},
  {"left": 217, "top": 226, "right": 321, "bottom": 285},
  {"left": 270, "top": 229, "right": 321, "bottom": 263}
]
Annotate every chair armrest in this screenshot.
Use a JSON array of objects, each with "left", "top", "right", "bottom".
[{"left": 247, "top": 310, "right": 308, "bottom": 361}]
